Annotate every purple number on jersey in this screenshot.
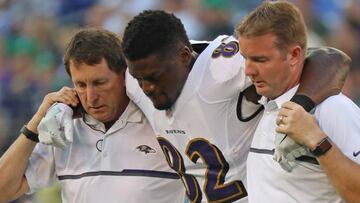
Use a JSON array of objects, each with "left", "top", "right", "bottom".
[
  {"left": 157, "top": 137, "right": 202, "bottom": 203},
  {"left": 211, "top": 41, "right": 239, "bottom": 58},
  {"left": 187, "top": 138, "right": 247, "bottom": 202},
  {"left": 158, "top": 137, "right": 247, "bottom": 203}
]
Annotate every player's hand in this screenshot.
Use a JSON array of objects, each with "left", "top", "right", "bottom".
[
  {"left": 35, "top": 87, "right": 79, "bottom": 119},
  {"left": 273, "top": 133, "right": 310, "bottom": 172},
  {"left": 38, "top": 103, "right": 74, "bottom": 149}
]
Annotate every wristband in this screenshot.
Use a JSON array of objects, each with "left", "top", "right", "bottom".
[{"left": 20, "top": 125, "right": 39, "bottom": 143}]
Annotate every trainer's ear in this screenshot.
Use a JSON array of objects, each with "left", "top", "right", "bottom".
[{"left": 288, "top": 45, "right": 302, "bottom": 68}]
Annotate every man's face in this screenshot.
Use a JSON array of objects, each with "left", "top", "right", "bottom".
[
  {"left": 127, "top": 49, "right": 190, "bottom": 110},
  {"left": 239, "top": 33, "right": 299, "bottom": 99},
  {"left": 70, "top": 58, "right": 128, "bottom": 122}
]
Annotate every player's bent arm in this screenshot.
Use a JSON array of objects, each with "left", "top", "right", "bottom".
[
  {"left": 0, "top": 87, "right": 78, "bottom": 202},
  {"left": 295, "top": 47, "right": 351, "bottom": 110}
]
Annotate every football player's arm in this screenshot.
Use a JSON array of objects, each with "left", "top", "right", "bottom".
[
  {"left": 276, "top": 102, "right": 360, "bottom": 203},
  {"left": 239, "top": 47, "right": 350, "bottom": 121},
  {"left": 294, "top": 47, "right": 351, "bottom": 110},
  {"left": 0, "top": 87, "right": 77, "bottom": 202}
]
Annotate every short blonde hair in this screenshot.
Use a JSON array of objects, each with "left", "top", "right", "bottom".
[{"left": 236, "top": 1, "right": 307, "bottom": 54}]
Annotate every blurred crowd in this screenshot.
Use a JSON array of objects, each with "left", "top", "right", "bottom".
[{"left": 0, "top": 0, "right": 359, "bottom": 202}]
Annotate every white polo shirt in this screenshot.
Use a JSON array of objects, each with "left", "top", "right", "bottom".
[
  {"left": 126, "top": 35, "right": 262, "bottom": 203},
  {"left": 25, "top": 101, "right": 185, "bottom": 203},
  {"left": 247, "top": 85, "right": 360, "bottom": 203}
]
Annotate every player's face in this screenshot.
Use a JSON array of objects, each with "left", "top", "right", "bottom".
[
  {"left": 127, "top": 48, "right": 191, "bottom": 110},
  {"left": 70, "top": 58, "right": 128, "bottom": 122},
  {"left": 239, "top": 33, "right": 301, "bottom": 99}
]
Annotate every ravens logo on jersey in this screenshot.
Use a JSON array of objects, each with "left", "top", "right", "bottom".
[{"left": 136, "top": 145, "right": 156, "bottom": 154}]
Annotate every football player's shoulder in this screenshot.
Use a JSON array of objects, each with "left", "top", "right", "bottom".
[
  {"left": 197, "top": 35, "right": 247, "bottom": 103},
  {"left": 204, "top": 35, "right": 244, "bottom": 83}
]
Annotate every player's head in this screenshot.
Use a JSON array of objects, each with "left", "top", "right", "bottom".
[
  {"left": 236, "top": 1, "right": 307, "bottom": 99},
  {"left": 63, "top": 28, "right": 129, "bottom": 123},
  {"left": 122, "top": 10, "right": 193, "bottom": 110}
]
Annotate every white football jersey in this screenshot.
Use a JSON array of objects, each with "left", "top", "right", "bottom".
[
  {"left": 126, "top": 35, "right": 262, "bottom": 202},
  {"left": 25, "top": 101, "right": 184, "bottom": 203}
]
